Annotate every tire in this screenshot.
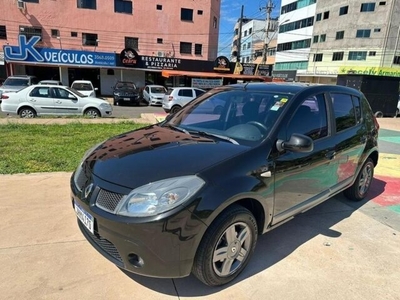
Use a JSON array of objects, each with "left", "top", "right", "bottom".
[
  {"left": 374, "top": 111, "right": 383, "bottom": 118},
  {"left": 84, "top": 108, "right": 101, "bottom": 118},
  {"left": 19, "top": 107, "right": 36, "bottom": 118},
  {"left": 344, "top": 158, "right": 374, "bottom": 201},
  {"left": 192, "top": 205, "right": 258, "bottom": 286},
  {"left": 170, "top": 105, "right": 181, "bottom": 114}
]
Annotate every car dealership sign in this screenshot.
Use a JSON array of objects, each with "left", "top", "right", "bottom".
[{"left": 4, "top": 35, "right": 116, "bottom": 67}]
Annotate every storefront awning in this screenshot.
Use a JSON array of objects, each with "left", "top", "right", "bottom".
[{"left": 161, "top": 70, "right": 270, "bottom": 80}]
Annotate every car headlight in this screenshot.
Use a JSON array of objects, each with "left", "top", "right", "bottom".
[
  {"left": 115, "top": 176, "right": 205, "bottom": 217},
  {"left": 100, "top": 103, "right": 111, "bottom": 109}
]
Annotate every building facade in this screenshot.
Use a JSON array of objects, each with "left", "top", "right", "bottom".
[{"left": 0, "top": 0, "right": 221, "bottom": 95}]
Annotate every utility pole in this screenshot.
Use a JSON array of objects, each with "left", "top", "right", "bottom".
[
  {"left": 236, "top": 5, "right": 244, "bottom": 62},
  {"left": 261, "top": 0, "right": 274, "bottom": 64}
]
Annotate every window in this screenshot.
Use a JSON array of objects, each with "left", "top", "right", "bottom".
[
  {"left": 51, "top": 29, "right": 59, "bottom": 38},
  {"left": 379, "top": 1, "right": 386, "bottom": 5},
  {"left": 181, "top": 8, "right": 193, "bottom": 21},
  {"left": 243, "top": 44, "right": 246, "bottom": 50},
  {"left": 356, "top": 29, "right": 371, "bottom": 38},
  {"left": 82, "top": 33, "right": 98, "bottom": 46},
  {"left": 249, "top": 28, "right": 252, "bottom": 34},
  {"left": 244, "top": 30, "right": 248, "bottom": 37},
  {"left": 316, "top": 13, "right": 322, "bottom": 21},
  {"left": 24, "top": 0, "right": 39, "bottom": 2},
  {"left": 332, "top": 52, "right": 344, "bottom": 61},
  {"left": 336, "top": 31, "right": 344, "bottom": 40},
  {"left": 53, "top": 88, "right": 75, "bottom": 99},
  {"left": 194, "top": 89, "right": 205, "bottom": 97},
  {"left": 71, "top": 31, "right": 78, "bottom": 37},
  {"left": 320, "top": 34, "right": 326, "bottom": 42},
  {"left": 247, "top": 42, "right": 251, "bottom": 49},
  {"left": 352, "top": 96, "right": 362, "bottom": 124},
  {"left": 279, "top": 17, "right": 314, "bottom": 33},
  {"left": 323, "top": 11, "right": 330, "bottom": 19},
  {"left": 213, "top": 17, "right": 218, "bottom": 29},
  {"left": 313, "top": 53, "right": 323, "bottom": 62},
  {"left": 281, "top": 0, "right": 316, "bottom": 14},
  {"left": 361, "top": 3, "right": 376, "bottom": 11},
  {"left": 30, "top": 87, "right": 50, "bottom": 98},
  {"left": 393, "top": 56, "right": 400, "bottom": 65},
  {"left": 339, "top": 5, "right": 348, "bottom": 15},
  {"left": 19, "top": 26, "right": 42, "bottom": 41},
  {"left": 157, "top": 38, "right": 163, "bottom": 44},
  {"left": 277, "top": 39, "right": 311, "bottom": 51},
  {"left": 180, "top": 42, "right": 192, "bottom": 54},
  {"left": 369, "top": 51, "right": 376, "bottom": 56},
  {"left": 195, "top": 44, "right": 202, "bottom": 55},
  {"left": 286, "top": 94, "right": 328, "bottom": 140},
  {"left": 114, "top": 0, "right": 132, "bottom": 14},
  {"left": 331, "top": 93, "right": 357, "bottom": 132},
  {"left": 156, "top": 4, "right": 162, "bottom": 10},
  {"left": 77, "top": 0, "right": 96, "bottom": 9},
  {"left": 0, "top": 25, "right": 7, "bottom": 40},
  {"left": 125, "top": 37, "right": 138, "bottom": 50},
  {"left": 374, "top": 28, "right": 381, "bottom": 32},
  {"left": 313, "top": 35, "right": 319, "bottom": 43},
  {"left": 348, "top": 51, "right": 367, "bottom": 61},
  {"left": 178, "top": 89, "right": 193, "bottom": 97},
  {"left": 197, "top": 10, "right": 203, "bottom": 15}
]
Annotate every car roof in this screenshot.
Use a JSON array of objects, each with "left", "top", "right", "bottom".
[
  {"left": 72, "top": 80, "right": 92, "bottom": 83},
  {"left": 146, "top": 84, "right": 165, "bottom": 87}
]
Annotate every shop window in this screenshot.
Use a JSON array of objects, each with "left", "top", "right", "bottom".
[
  {"left": 77, "top": 0, "right": 96, "bottom": 9},
  {"left": 195, "top": 44, "right": 202, "bottom": 55},
  {"left": 82, "top": 33, "right": 98, "bottom": 46},
  {"left": 51, "top": 29, "right": 59, "bottom": 38},
  {"left": 125, "top": 36, "right": 138, "bottom": 50},
  {"left": 181, "top": 8, "right": 193, "bottom": 21},
  {"left": 114, "top": 0, "right": 132, "bottom": 14},
  {"left": 19, "top": 26, "right": 42, "bottom": 41},
  {"left": 0, "top": 25, "right": 7, "bottom": 40},
  {"left": 180, "top": 42, "right": 192, "bottom": 54}
]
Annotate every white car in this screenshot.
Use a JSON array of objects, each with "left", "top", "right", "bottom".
[
  {"left": 143, "top": 85, "right": 167, "bottom": 106},
  {"left": 162, "top": 87, "right": 206, "bottom": 114},
  {"left": 71, "top": 80, "right": 98, "bottom": 97},
  {"left": 0, "top": 85, "right": 112, "bottom": 118}
]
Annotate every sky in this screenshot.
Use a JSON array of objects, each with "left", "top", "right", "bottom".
[{"left": 218, "top": 0, "right": 281, "bottom": 57}]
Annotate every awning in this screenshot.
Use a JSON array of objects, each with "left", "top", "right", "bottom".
[{"left": 161, "top": 69, "right": 270, "bottom": 80}]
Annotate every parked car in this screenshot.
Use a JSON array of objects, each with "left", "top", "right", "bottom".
[
  {"left": 162, "top": 87, "right": 206, "bottom": 113},
  {"left": 1, "top": 84, "right": 112, "bottom": 118},
  {"left": 39, "top": 80, "right": 63, "bottom": 85},
  {"left": 71, "top": 80, "right": 98, "bottom": 97},
  {"left": 0, "top": 75, "right": 39, "bottom": 102},
  {"left": 71, "top": 83, "right": 379, "bottom": 286},
  {"left": 112, "top": 81, "right": 141, "bottom": 106},
  {"left": 142, "top": 85, "right": 167, "bottom": 106}
]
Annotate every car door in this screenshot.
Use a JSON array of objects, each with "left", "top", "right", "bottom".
[
  {"left": 143, "top": 86, "right": 150, "bottom": 102},
  {"left": 271, "top": 93, "right": 339, "bottom": 224},
  {"left": 177, "top": 88, "right": 194, "bottom": 106},
  {"left": 51, "top": 87, "right": 80, "bottom": 115},
  {"left": 26, "top": 86, "right": 55, "bottom": 115}
]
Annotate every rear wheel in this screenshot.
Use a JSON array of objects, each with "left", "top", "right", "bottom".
[
  {"left": 344, "top": 158, "right": 374, "bottom": 201},
  {"left": 374, "top": 111, "right": 383, "bottom": 118},
  {"left": 170, "top": 105, "right": 181, "bottom": 114},
  {"left": 192, "top": 205, "right": 258, "bottom": 286},
  {"left": 19, "top": 107, "right": 36, "bottom": 118},
  {"left": 84, "top": 108, "right": 101, "bottom": 118}
]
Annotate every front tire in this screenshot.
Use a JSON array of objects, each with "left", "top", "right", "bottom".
[
  {"left": 192, "top": 205, "right": 258, "bottom": 286},
  {"left": 19, "top": 107, "right": 36, "bottom": 118},
  {"left": 84, "top": 108, "right": 101, "bottom": 118},
  {"left": 344, "top": 158, "right": 374, "bottom": 201}
]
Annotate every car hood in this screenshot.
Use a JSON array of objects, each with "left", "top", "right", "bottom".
[
  {"left": 77, "top": 90, "right": 93, "bottom": 96},
  {"left": 85, "top": 125, "right": 248, "bottom": 189},
  {"left": 81, "top": 96, "right": 110, "bottom": 104},
  {"left": 149, "top": 93, "right": 165, "bottom": 97},
  {"left": 114, "top": 88, "right": 138, "bottom": 94}
]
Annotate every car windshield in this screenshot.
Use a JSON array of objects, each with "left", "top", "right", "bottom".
[
  {"left": 67, "top": 87, "right": 86, "bottom": 97},
  {"left": 3, "top": 78, "right": 29, "bottom": 86},
  {"left": 71, "top": 82, "right": 93, "bottom": 90},
  {"left": 162, "top": 89, "right": 293, "bottom": 147},
  {"left": 150, "top": 87, "right": 166, "bottom": 93},
  {"left": 116, "top": 82, "right": 136, "bottom": 89}
]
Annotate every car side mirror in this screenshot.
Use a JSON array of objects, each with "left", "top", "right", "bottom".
[
  {"left": 94, "top": 87, "right": 98, "bottom": 91},
  {"left": 276, "top": 133, "right": 314, "bottom": 153},
  {"left": 68, "top": 94, "right": 77, "bottom": 100}
]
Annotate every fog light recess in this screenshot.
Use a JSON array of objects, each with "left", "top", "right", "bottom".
[{"left": 128, "top": 253, "right": 144, "bottom": 268}]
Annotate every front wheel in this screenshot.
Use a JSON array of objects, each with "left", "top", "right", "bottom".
[
  {"left": 344, "top": 158, "right": 374, "bottom": 201},
  {"left": 192, "top": 205, "right": 258, "bottom": 286},
  {"left": 84, "top": 108, "right": 101, "bottom": 118}
]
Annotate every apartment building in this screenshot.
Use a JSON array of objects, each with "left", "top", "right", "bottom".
[
  {"left": 0, "top": 0, "right": 221, "bottom": 94},
  {"left": 304, "top": 0, "right": 400, "bottom": 84}
]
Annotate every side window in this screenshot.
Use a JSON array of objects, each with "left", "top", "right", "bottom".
[
  {"left": 53, "top": 88, "right": 74, "bottom": 99},
  {"left": 331, "top": 93, "right": 357, "bottom": 132},
  {"left": 352, "top": 95, "right": 362, "bottom": 124},
  {"left": 195, "top": 89, "right": 205, "bottom": 97},
  {"left": 286, "top": 94, "right": 328, "bottom": 140},
  {"left": 179, "top": 89, "right": 193, "bottom": 97},
  {"left": 30, "top": 87, "right": 50, "bottom": 98}
]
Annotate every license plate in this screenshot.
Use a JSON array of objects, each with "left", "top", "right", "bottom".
[
  {"left": 74, "top": 201, "right": 94, "bottom": 234},
  {"left": 123, "top": 98, "right": 130, "bottom": 101}
]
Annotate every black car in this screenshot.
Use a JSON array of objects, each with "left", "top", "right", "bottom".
[
  {"left": 112, "top": 81, "right": 141, "bottom": 106},
  {"left": 71, "top": 83, "right": 379, "bottom": 286}
]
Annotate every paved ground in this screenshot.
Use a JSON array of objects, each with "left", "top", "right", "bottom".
[{"left": 0, "top": 118, "right": 399, "bottom": 299}]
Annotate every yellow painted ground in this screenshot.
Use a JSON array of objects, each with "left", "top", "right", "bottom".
[{"left": 375, "top": 153, "right": 400, "bottom": 177}]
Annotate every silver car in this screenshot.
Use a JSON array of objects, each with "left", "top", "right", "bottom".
[
  {"left": 162, "top": 87, "right": 206, "bottom": 114},
  {"left": 0, "top": 75, "right": 39, "bottom": 102},
  {"left": 1, "top": 85, "right": 112, "bottom": 118}
]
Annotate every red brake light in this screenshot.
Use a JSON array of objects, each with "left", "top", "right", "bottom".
[{"left": 1, "top": 95, "right": 9, "bottom": 100}]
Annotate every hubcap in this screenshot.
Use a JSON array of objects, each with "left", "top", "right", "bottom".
[
  {"left": 358, "top": 163, "right": 372, "bottom": 196},
  {"left": 87, "top": 110, "right": 98, "bottom": 118},
  {"left": 212, "top": 222, "right": 251, "bottom": 277},
  {"left": 21, "top": 110, "right": 34, "bottom": 118}
]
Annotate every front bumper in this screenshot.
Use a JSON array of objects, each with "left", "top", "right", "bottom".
[
  {"left": 114, "top": 95, "right": 141, "bottom": 105},
  {"left": 70, "top": 172, "right": 207, "bottom": 278}
]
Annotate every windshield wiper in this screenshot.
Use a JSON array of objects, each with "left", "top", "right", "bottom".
[
  {"left": 164, "top": 124, "right": 189, "bottom": 134},
  {"left": 188, "top": 130, "right": 239, "bottom": 145}
]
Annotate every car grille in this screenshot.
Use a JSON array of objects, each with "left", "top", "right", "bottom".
[
  {"left": 96, "top": 189, "right": 124, "bottom": 213},
  {"left": 78, "top": 221, "right": 123, "bottom": 264}
]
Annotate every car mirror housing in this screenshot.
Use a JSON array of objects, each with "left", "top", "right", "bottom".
[{"left": 276, "top": 133, "right": 314, "bottom": 153}]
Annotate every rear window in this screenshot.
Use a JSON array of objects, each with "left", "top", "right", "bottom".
[
  {"left": 71, "top": 83, "right": 93, "bottom": 90},
  {"left": 166, "top": 88, "right": 175, "bottom": 95}
]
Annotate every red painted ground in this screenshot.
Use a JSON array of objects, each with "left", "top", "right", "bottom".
[{"left": 370, "top": 175, "right": 400, "bottom": 207}]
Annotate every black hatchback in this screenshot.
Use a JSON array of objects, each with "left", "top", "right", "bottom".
[{"left": 71, "top": 83, "right": 379, "bottom": 286}]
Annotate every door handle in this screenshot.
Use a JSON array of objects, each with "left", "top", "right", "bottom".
[
  {"left": 325, "top": 150, "right": 336, "bottom": 160},
  {"left": 30, "top": 99, "right": 36, "bottom": 102},
  {"left": 55, "top": 100, "right": 62, "bottom": 104}
]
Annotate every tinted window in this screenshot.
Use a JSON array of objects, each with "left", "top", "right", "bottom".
[
  {"left": 53, "top": 88, "right": 75, "bottom": 99},
  {"left": 195, "top": 89, "right": 205, "bottom": 97},
  {"left": 331, "top": 93, "right": 357, "bottom": 132},
  {"left": 178, "top": 89, "right": 193, "bottom": 97},
  {"left": 3, "top": 78, "right": 29, "bottom": 86},
  {"left": 30, "top": 87, "right": 50, "bottom": 98},
  {"left": 286, "top": 94, "right": 328, "bottom": 140},
  {"left": 352, "top": 95, "right": 362, "bottom": 124}
]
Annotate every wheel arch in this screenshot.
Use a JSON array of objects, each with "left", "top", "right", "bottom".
[{"left": 17, "top": 105, "right": 37, "bottom": 116}]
